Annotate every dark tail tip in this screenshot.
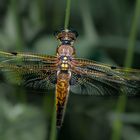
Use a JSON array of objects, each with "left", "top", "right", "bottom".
[{"left": 56, "top": 119, "right": 63, "bottom": 128}]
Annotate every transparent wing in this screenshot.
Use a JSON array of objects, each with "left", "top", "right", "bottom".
[
  {"left": 0, "top": 51, "right": 58, "bottom": 90},
  {"left": 0, "top": 63, "right": 57, "bottom": 90},
  {"left": 0, "top": 51, "right": 57, "bottom": 65},
  {"left": 70, "top": 58, "right": 140, "bottom": 96}
]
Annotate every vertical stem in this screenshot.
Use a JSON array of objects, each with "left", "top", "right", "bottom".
[
  {"left": 111, "top": 1, "right": 140, "bottom": 140},
  {"left": 49, "top": 94, "right": 57, "bottom": 140},
  {"left": 64, "top": 0, "right": 71, "bottom": 29},
  {"left": 124, "top": 0, "right": 140, "bottom": 68},
  {"left": 49, "top": 0, "right": 72, "bottom": 139},
  {"left": 111, "top": 95, "right": 127, "bottom": 140}
]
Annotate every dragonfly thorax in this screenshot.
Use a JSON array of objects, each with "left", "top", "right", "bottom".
[
  {"left": 59, "top": 55, "right": 71, "bottom": 71},
  {"left": 57, "top": 45, "right": 74, "bottom": 56}
]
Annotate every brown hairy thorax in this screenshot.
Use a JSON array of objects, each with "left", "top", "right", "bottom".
[{"left": 57, "top": 45, "right": 74, "bottom": 56}]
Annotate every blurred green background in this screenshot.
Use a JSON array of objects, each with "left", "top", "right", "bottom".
[{"left": 0, "top": 0, "right": 140, "bottom": 140}]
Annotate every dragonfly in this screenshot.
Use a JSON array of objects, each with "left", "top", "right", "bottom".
[{"left": 0, "top": 29, "right": 140, "bottom": 128}]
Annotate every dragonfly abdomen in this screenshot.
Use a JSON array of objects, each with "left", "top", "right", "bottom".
[{"left": 56, "top": 72, "right": 70, "bottom": 128}]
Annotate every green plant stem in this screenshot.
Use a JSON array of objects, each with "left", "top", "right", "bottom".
[
  {"left": 64, "top": 0, "right": 71, "bottom": 29},
  {"left": 49, "top": 95, "right": 57, "bottom": 140},
  {"left": 124, "top": 0, "right": 140, "bottom": 67},
  {"left": 49, "top": 1, "right": 72, "bottom": 139},
  {"left": 111, "top": 1, "right": 140, "bottom": 140}
]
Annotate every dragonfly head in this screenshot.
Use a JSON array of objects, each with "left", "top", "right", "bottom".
[{"left": 54, "top": 28, "right": 78, "bottom": 45}]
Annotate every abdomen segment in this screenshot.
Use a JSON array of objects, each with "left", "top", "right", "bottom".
[{"left": 55, "top": 72, "right": 70, "bottom": 128}]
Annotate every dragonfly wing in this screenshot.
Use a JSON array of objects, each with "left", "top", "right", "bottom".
[
  {"left": 0, "top": 63, "right": 57, "bottom": 90},
  {"left": 70, "top": 59, "right": 140, "bottom": 96},
  {"left": 0, "top": 51, "right": 57, "bottom": 65},
  {"left": 73, "top": 58, "right": 140, "bottom": 80},
  {"left": 22, "top": 71, "right": 57, "bottom": 90},
  {"left": 0, "top": 51, "right": 58, "bottom": 90},
  {"left": 70, "top": 73, "right": 104, "bottom": 96},
  {"left": 70, "top": 72, "right": 135, "bottom": 96}
]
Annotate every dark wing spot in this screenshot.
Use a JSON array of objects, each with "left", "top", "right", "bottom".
[
  {"left": 17, "top": 65, "right": 22, "bottom": 67},
  {"left": 107, "top": 73, "right": 113, "bottom": 76},
  {"left": 11, "top": 52, "right": 18, "bottom": 55},
  {"left": 111, "top": 66, "right": 116, "bottom": 69}
]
